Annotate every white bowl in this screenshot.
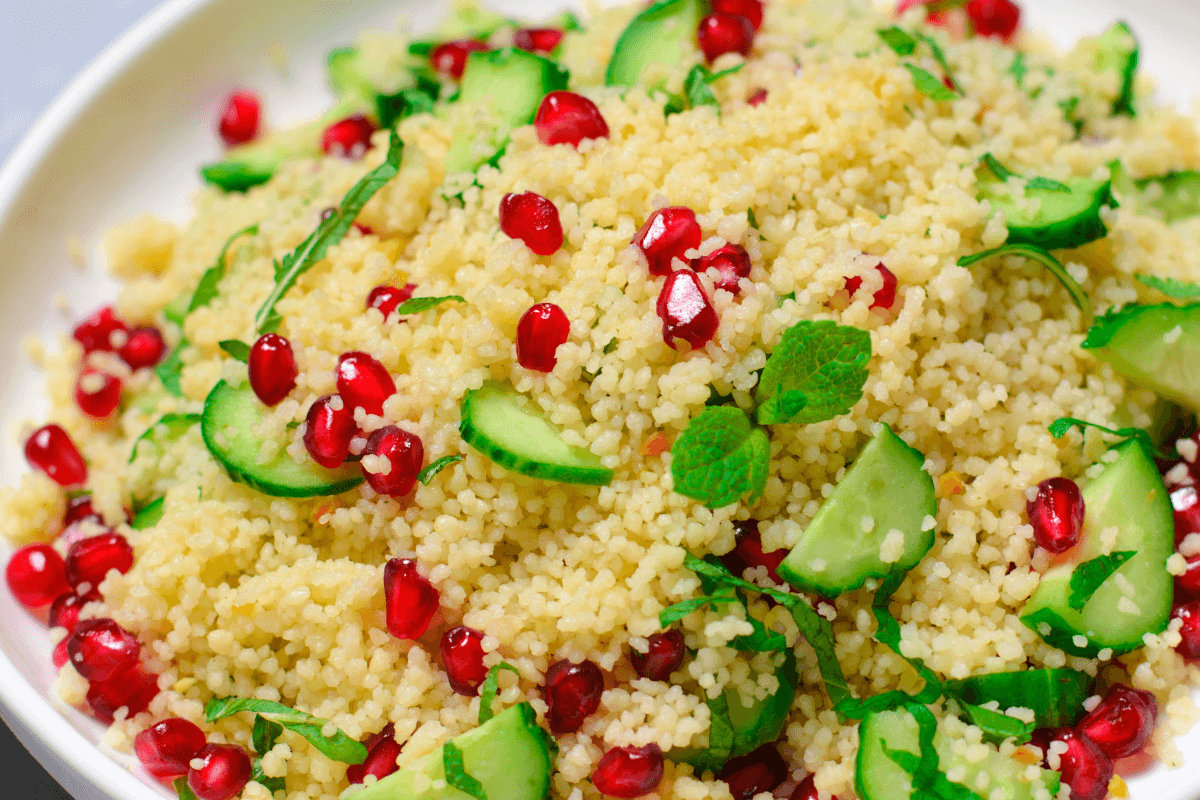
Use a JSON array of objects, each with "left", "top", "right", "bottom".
[{"left": 3, "top": 1, "right": 1200, "bottom": 798}]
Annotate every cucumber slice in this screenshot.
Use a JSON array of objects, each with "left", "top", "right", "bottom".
[
  {"left": 1020, "top": 441, "right": 1173, "bottom": 657},
  {"left": 980, "top": 177, "right": 1115, "bottom": 251},
  {"left": 201, "top": 381, "right": 363, "bottom": 498},
  {"left": 459, "top": 381, "right": 614, "bottom": 486},
  {"left": 349, "top": 704, "right": 553, "bottom": 800},
  {"left": 1093, "top": 21, "right": 1138, "bottom": 117},
  {"left": 445, "top": 48, "right": 569, "bottom": 175},
  {"left": 726, "top": 649, "right": 798, "bottom": 759},
  {"left": 1136, "top": 171, "right": 1200, "bottom": 224},
  {"left": 946, "top": 668, "right": 1094, "bottom": 729},
  {"left": 1082, "top": 302, "right": 1200, "bottom": 413},
  {"left": 605, "top": 0, "right": 706, "bottom": 91},
  {"left": 130, "top": 498, "right": 165, "bottom": 531},
  {"left": 778, "top": 426, "right": 936, "bottom": 596}
]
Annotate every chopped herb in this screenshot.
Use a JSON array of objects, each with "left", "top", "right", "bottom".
[
  {"left": 394, "top": 295, "right": 466, "bottom": 315},
  {"left": 376, "top": 72, "right": 441, "bottom": 128},
  {"left": 174, "top": 777, "right": 199, "bottom": 800},
  {"left": 129, "top": 413, "right": 201, "bottom": 463},
  {"left": 731, "top": 606, "right": 788, "bottom": 651},
  {"left": 408, "top": 41, "right": 435, "bottom": 56},
  {"left": 602, "top": 338, "right": 619, "bottom": 355},
  {"left": 879, "top": 704, "right": 985, "bottom": 800},
  {"left": 250, "top": 762, "right": 286, "bottom": 794},
  {"left": 1137, "top": 274, "right": 1200, "bottom": 299},
  {"left": 670, "top": 406, "right": 770, "bottom": 509},
  {"left": 670, "top": 63, "right": 746, "bottom": 115},
  {"left": 253, "top": 713, "right": 284, "bottom": 754},
  {"left": 205, "top": 697, "right": 368, "bottom": 765},
  {"left": 1009, "top": 52, "right": 1027, "bottom": 87},
  {"left": 956, "top": 700, "right": 1035, "bottom": 745},
  {"left": 478, "top": 662, "right": 520, "bottom": 724},
  {"left": 189, "top": 225, "right": 258, "bottom": 314},
  {"left": 156, "top": 339, "right": 189, "bottom": 397},
  {"left": 913, "top": 30, "right": 953, "bottom": 79},
  {"left": 777, "top": 291, "right": 795, "bottom": 306},
  {"left": 1068, "top": 551, "right": 1137, "bottom": 610},
  {"left": 958, "top": 244, "right": 1094, "bottom": 328},
  {"left": 686, "top": 693, "right": 735, "bottom": 775},
  {"left": 443, "top": 741, "right": 487, "bottom": 800},
  {"left": 418, "top": 454, "right": 465, "bottom": 484},
  {"left": 878, "top": 26, "right": 918, "bottom": 56},
  {"left": 981, "top": 153, "right": 1017, "bottom": 181},
  {"left": 903, "top": 64, "right": 959, "bottom": 102},
  {"left": 219, "top": 339, "right": 252, "bottom": 363},
  {"left": 746, "top": 208, "right": 759, "bottom": 229},
  {"left": 1049, "top": 417, "right": 1163, "bottom": 458},
  {"left": 981, "top": 154, "right": 1070, "bottom": 192},
  {"left": 754, "top": 320, "right": 872, "bottom": 426},
  {"left": 660, "top": 588, "right": 739, "bottom": 626}
]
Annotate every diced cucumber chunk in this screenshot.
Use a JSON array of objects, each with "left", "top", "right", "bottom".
[
  {"left": 130, "top": 497, "right": 165, "bottom": 531},
  {"left": 1093, "top": 21, "right": 1138, "bottom": 117},
  {"left": 946, "top": 668, "right": 1094, "bottom": 729},
  {"left": 1135, "top": 171, "right": 1200, "bottom": 223},
  {"left": 327, "top": 45, "right": 441, "bottom": 129},
  {"left": 1082, "top": 302, "right": 1200, "bottom": 414},
  {"left": 778, "top": 426, "right": 936, "bottom": 596},
  {"left": 348, "top": 704, "right": 553, "bottom": 800},
  {"left": 459, "top": 381, "right": 614, "bottom": 486},
  {"left": 1020, "top": 441, "right": 1173, "bottom": 657},
  {"left": 201, "top": 381, "right": 363, "bottom": 498},
  {"left": 605, "top": 0, "right": 706, "bottom": 91},
  {"left": 980, "top": 177, "right": 1115, "bottom": 251}
]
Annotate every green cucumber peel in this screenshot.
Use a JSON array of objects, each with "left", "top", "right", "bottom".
[
  {"left": 959, "top": 243, "right": 1094, "bottom": 328},
  {"left": 945, "top": 668, "right": 1094, "bottom": 729},
  {"left": 418, "top": 455, "right": 465, "bottom": 484},
  {"left": 478, "top": 662, "right": 520, "bottom": 724},
  {"left": 1068, "top": 550, "right": 1137, "bottom": 610},
  {"left": 204, "top": 697, "right": 367, "bottom": 765},
  {"left": 953, "top": 700, "right": 1034, "bottom": 746}
]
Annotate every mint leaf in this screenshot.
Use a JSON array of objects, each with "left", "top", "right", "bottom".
[
  {"left": 189, "top": 225, "right": 258, "bottom": 314},
  {"left": 1049, "top": 417, "right": 1163, "bottom": 458},
  {"left": 418, "top": 455, "right": 465, "bottom": 485},
  {"left": 878, "top": 26, "right": 917, "bottom": 56},
  {"left": 959, "top": 244, "right": 1094, "bottom": 327},
  {"left": 956, "top": 700, "right": 1035, "bottom": 745},
  {"left": 981, "top": 153, "right": 1016, "bottom": 181},
  {"left": 904, "top": 64, "right": 958, "bottom": 101},
  {"left": 660, "top": 588, "right": 738, "bottom": 626},
  {"left": 671, "top": 407, "right": 770, "bottom": 509},
  {"left": 394, "top": 295, "right": 466, "bottom": 315},
  {"left": 684, "top": 65, "right": 719, "bottom": 110},
  {"left": 913, "top": 30, "right": 953, "bottom": 80},
  {"left": 1027, "top": 176, "right": 1071, "bottom": 193},
  {"left": 1137, "top": 274, "right": 1200, "bottom": 299},
  {"left": 250, "top": 761, "right": 286, "bottom": 794},
  {"left": 156, "top": 338, "right": 189, "bottom": 397},
  {"left": 219, "top": 340, "right": 251, "bottom": 363},
  {"left": 731, "top": 607, "right": 787, "bottom": 651},
  {"left": 174, "top": 777, "right": 199, "bottom": 800},
  {"left": 255, "top": 131, "right": 403, "bottom": 333},
  {"left": 253, "top": 714, "right": 284, "bottom": 754},
  {"left": 684, "top": 693, "right": 735, "bottom": 775},
  {"left": 204, "top": 697, "right": 367, "bottom": 765},
  {"left": 478, "top": 662, "right": 520, "bottom": 724},
  {"left": 754, "top": 320, "right": 871, "bottom": 426},
  {"left": 129, "top": 413, "right": 201, "bottom": 463},
  {"left": 1068, "top": 551, "right": 1136, "bottom": 610},
  {"left": 444, "top": 742, "right": 487, "bottom": 800}
]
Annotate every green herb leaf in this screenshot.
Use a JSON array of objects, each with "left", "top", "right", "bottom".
[
  {"left": 945, "top": 668, "right": 1094, "bottom": 730},
  {"left": 1009, "top": 52, "right": 1027, "bottom": 87},
  {"left": 685, "top": 693, "right": 735, "bottom": 775},
  {"left": 1049, "top": 417, "right": 1163, "bottom": 458},
  {"left": 746, "top": 208, "right": 759, "bottom": 229},
  {"left": 1068, "top": 550, "right": 1136, "bottom": 610},
  {"left": 408, "top": 41, "right": 435, "bottom": 56},
  {"left": 443, "top": 741, "right": 487, "bottom": 800},
  {"left": 660, "top": 589, "right": 739, "bottom": 627},
  {"left": 754, "top": 319, "right": 871, "bottom": 426},
  {"left": 903, "top": 64, "right": 958, "bottom": 101},
  {"left": 377, "top": 72, "right": 441, "bottom": 128},
  {"left": 418, "top": 455, "right": 465, "bottom": 485},
  {"left": 250, "top": 760, "right": 286, "bottom": 794},
  {"left": 156, "top": 338, "right": 189, "bottom": 397},
  {"left": 189, "top": 225, "right": 258, "bottom": 314},
  {"left": 878, "top": 26, "right": 917, "bottom": 55},
  {"left": 253, "top": 714, "right": 284, "bottom": 754},
  {"left": 913, "top": 30, "right": 953, "bottom": 79},
  {"left": 129, "top": 413, "right": 201, "bottom": 463},
  {"left": 981, "top": 153, "right": 1016, "bottom": 181},
  {"left": 219, "top": 340, "right": 252, "bottom": 363},
  {"left": 1027, "top": 176, "right": 1072, "bottom": 193},
  {"left": 204, "top": 697, "right": 368, "bottom": 765},
  {"left": 394, "top": 295, "right": 466, "bottom": 316},
  {"left": 174, "top": 777, "right": 199, "bottom": 800},
  {"left": 255, "top": 131, "right": 403, "bottom": 333},
  {"left": 671, "top": 406, "right": 770, "bottom": 509},
  {"left": 731, "top": 608, "right": 788, "bottom": 651},
  {"left": 478, "top": 662, "right": 520, "bottom": 724},
  {"left": 1137, "top": 274, "right": 1200, "bottom": 299},
  {"left": 956, "top": 700, "right": 1035, "bottom": 745},
  {"left": 684, "top": 65, "right": 720, "bottom": 111},
  {"left": 959, "top": 244, "right": 1094, "bottom": 328}
]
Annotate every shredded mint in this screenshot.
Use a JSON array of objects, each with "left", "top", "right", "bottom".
[
  {"left": 754, "top": 319, "right": 871, "bottom": 426},
  {"left": 190, "top": 225, "right": 258, "bottom": 314},
  {"left": 1137, "top": 274, "right": 1200, "bottom": 299},
  {"left": 155, "top": 338, "right": 189, "bottom": 397},
  {"left": 685, "top": 693, "right": 735, "bottom": 775},
  {"left": 670, "top": 406, "right": 770, "bottom": 509},
  {"left": 253, "top": 714, "right": 284, "bottom": 754},
  {"left": 219, "top": 339, "right": 252, "bottom": 363},
  {"left": 904, "top": 64, "right": 958, "bottom": 101},
  {"left": 1068, "top": 551, "right": 1137, "bottom": 610},
  {"left": 395, "top": 295, "right": 466, "bottom": 315},
  {"left": 660, "top": 588, "right": 739, "bottom": 626},
  {"left": 878, "top": 26, "right": 917, "bottom": 56},
  {"left": 443, "top": 742, "right": 487, "bottom": 800},
  {"left": 730, "top": 601, "right": 788, "bottom": 651},
  {"left": 250, "top": 760, "right": 286, "bottom": 794},
  {"left": 746, "top": 208, "right": 759, "bottom": 230},
  {"left": 668, "top": 63, "right": 745, "bottom": 115},
  {"left": 478, "top": 662, "right": 520, "bottom": 724},
  {"left": 879, "top": 704, "right": 985, "bottom": 800},
  {"left": 408, "top": 41, "right": 435, "bottom": 56},
  {"left": 981, "top": 154, "right": 1069, "bottom": 192},
  {"left": 913, "top": 30, "right": 953, "bottom": 81},
  {"left": 129, "top": 413, "right": 201, "bottom": 463},
  {"left": 1009, "top": 52, "right": 1027, "bottom": 87},
  {"left": 377, "top": 72, "right": 441, "bottom": 128},
  {"left": 1049, "top": 417, "right": 1162, "bottom": 458},
  {"left": 205, "top": 697, "right": 368, "bottom": 765},
  {"left": 981, "top": 154, "right": 1016, "bottom": 181},
  {"left": 174, "top": 777, "right": 199, "bottom": 800},
  {"left": 956, "top": 700, "right": 1035, "bottom": 745},
  {"left": 418, "top": 455, "right": 465, "bottom": 485},
  {"left": 959, "top": 244, "right": 1094, "bottom": 328}
]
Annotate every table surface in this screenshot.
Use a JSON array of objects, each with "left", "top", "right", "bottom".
[{"left": 1, "top": 5, "right": 161, "bottom": 794}]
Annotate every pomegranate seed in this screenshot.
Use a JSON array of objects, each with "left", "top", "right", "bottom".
[
  {"left": 430, "top": 40, "right": 489, "bottom": 80},
  {"left": 1027, "top": 478, "right": 1086, "bottom": 553},
  {"left": 87, "top": 662, "right": 159, "bottom": 722},
  {"left": 66, "top": 617, "right": 140, "bottom": 682},
  {"left": 543, "top": 658, "right": 604, "bottom": 734},
  {"left": 346, "top": 723, "right": 404, "bottom": 784},
  {"left": 1172, "top": 486, "right": 1200, "bottom": 597},
  {"left": 367, "top": 284, "right": 417, "bottom": 318},
  {"left": 63, "top": 494, "right": 101, "bottom": 527},
  {"left": 500, "top": 192, "right": 564, "bottom": 256},
  {"left": 697, "top": 13, "right": 755, "bottom": 62},
  {"left": 218, "top": 91, "right": 261, "bottom": 147},
  {"left": 534, "top": 91, "right": 610, "bottom": 147},
  {"left": 5, "top": 544, "right": 69, "bottom": 608},
  {"left": 789, "top": 775, "right": 820, "bottom": 800},
  {"left": 514, "top": 28, "right": 565, "bottom": 54},
  {"left": 53, "top": 639, "right": 69, "bottom": 669},
  {"left": 363, "top": 426, "right": 424, "bottom": 497},
  {"left": 1173, "top": 601, "right": 1200, "bottom": 659},
  {"left": 25, "top": 424, "right": 88, "bottom": 486},
  {"left": 721, "top": 520, "right": 787, "bottom": 583},
  {"left": 135, "top": 717, "right": 208, "bottom": 781},
  {"left": 695, "top": 243, "right": 752, "bottom": 295},
  {"left": 383, "top": 557, "right": 440, "bottom": 640},
  {"left": 711, "top": 0, "right": 763, "bottom": 30},
  {"left": 925, "top": 8, "right": 971, "bottom": 38},
  {"left": 844, "top": 263, "right": 898, "bottom": 311},
  {"left": 441, "top": 626, "right": 489, "bottom": 695},
  {"left": 1077, "top": 684, "right": 1158, "bottom": 759},
  {"left": 1031, "top": 728, "right": 1112, "bottom": 800},
  {"left": 630, "top": 630, "right": 686, "bottom": 681},
  {"left": 592, "top": 744, "right": 664, "bottom": 798},
  {"left": 50, "top": 592, "right": 93, "bottom": 632},
  {"left": 966, "top": 0, "right": 1020, "bottom": 41},
  {"left": 75, "top": 369, "right": 122, "bottom": 419},
  {"left": 895, "top": 0, "right": 924, "bottom": 11},
  {"left": 66, "top": 532, "right": 133, "bottom": 589},
  {"left": 119, "top": 326, "right": 167, "bottom": 370},
  {"left": 73, "top": 306, "right": 128, "bottom": 354},
  {"left": 634, "top": 207, "right": 702, "bottom": 276},
  {"left": 657, "top": 269, "right": 719, "bottom": 350},
  {"left": 321, "top": 115, "right": 377, "bottom": 159},
  {"left": 303, "top": 395, "right": 357, "bottom": 468},
  {"left": 718, "top": 744, "right": 789, "bottom": 800},
  {"left": 248, "top": 333, "right": 298, "bottom": 407},
  {"left": 747, "top": 88, "right": 768, "bottom": 105},
  {"left": 336, "top": 352, "right": 395, "bottom": 416},
  {"left": 516, "top": 303, "right": 571, "bottom": 372},
  {"left": 188, "top": 743, "right": 252, "bottom": 800}
]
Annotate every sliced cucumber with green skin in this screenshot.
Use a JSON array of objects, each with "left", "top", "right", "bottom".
[
  {"left": 1136, "top": 171, "right": 1200, "bottom": 224},
  {"left": 444, "top": 48, "right": 569, "bottom": 175},
  {"left": 130, "top": 497, "right": 165, "bottom": 531},
  {"left": 980, "top": 177, "right": 1115, "bottom": 251},
  {"left": 726, "top": 649, "right": 798, "bottom": 759},
  {"left": 778, "top": 426, "right": 936, "bottom": 596},
  {"left": 201, "top": 381, "right": 363, "bottom": 497},
  {"left": 946, "top": 668, "right": 1094, "bottom": 729},
  {"left": 1020, "top": 441, "right": 1173, "bottom": 657},
  {"left": 605, "top": 0, "right": 706, "bottom": 91},
  {"left": 1082, "top": 302, "right": 1200, "bottom": 414},
  {"left": 1093, "top": 21, "right": 1138, "bottom": 117},
  {"left": 349, "top": 704, "right": 553, "bottom": 800},
  {"left": 459, "top": 381, "right": 614, "bottom": 486}
]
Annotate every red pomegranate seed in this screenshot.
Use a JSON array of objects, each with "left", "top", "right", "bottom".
[
  {"left": 1031, "top": 729, "right": 1112, "bottom": 800},
  {"left": 367, "top": 284, "right": 417, "bottom": 318},
  {"left": 346, "top": 723, "right": 404, "bottom": 784},
  {"left": 5, "top": 544, "right": 69, "bottom": 608},
  {"left": 66, "top": 617, "right": 140, "bottom": 682},
  {"left": 592, "top": 744, "right": 664, "bottom": 798},
  {"left": 321, "top": 115, "right": 377, "bottom": 159},
  {"left": 966, "top": 0, "right": 1020, "bottom": 41},
  {"left": 789, "top": 775, "right": 820, "bottom": 800},
  {"left": 430, "top": 40, "right": 489, "bottom": 80},
  {"left": 543, "top": 658, "right": 604, "bottom": 734},
  {"left": 87, "top": 662, "right": 159, "bottom": 722},
  {"left": 514, "top": 28, "right": 565, "bottom": 54},
  {"left": 303, "top": 395, "right": 357, "bottom": 468},
  {"left": 721, "top": 520, "right": 787, "bottom": 583},
  {"left": 535, "top": 91, "right": 610, "bottom": 147},
  {"left": 1077, "top": 684, "right": 1158, "bottom": 759},
  {"left": 119, "top": 326, "right": 167, "bottom": 370},
  {"left": 363, "top": 426, "right": 424, "bottom": 497},
  {"left": 630, "top": 630, "right": 686, "bottom": 681},
  {"left": 1171, "top": 486, "right": 1200, "bottom": 597},
  {"left": 26, "top": 424, "right": 88, "bottom": 486},
  {"left": 657, "top": 269, "right": 719, "bottom": 350},
  {"left": 747, "top": 88, "right": 768, "bottom": 105},
  {"left": 218, "top": 91, "right": 261, "bottom": 147},
  {"left": 248, "top": 333, "right": 298, "bottom": 407},
  {"left": 634, "top": 207, "right": 702, "bottom": 276},
  {"left": 73, "top": 306, "right": 128, "bottom": 354},
  {"left": 1174, "top": 601, "right": 1200, "bottom": 659},
  {"left": 336, "top": 352, "right": 396, "bottom": 416},
  {"left": 718, "top": 743, "right": 789, "bottom": 800},
  {"left": 135, "top": 717, "right": 208, "bottom": 781},
  {"left": 50, "top": 592, "right": 93, "bottom": 632},
  {"left": 188, "top": 743, "right": 252, "bottom": 800},
  {"left": 384, "top": 557, "right": 440, "bottom": 640},
  {"left": 63, "top": 494, "right": 101, "bottom": 527},
  {"left": 1027, "top": 477, "right": 1086, "bottom": 553},
  {"left": 499, "top": 192, "right": 564, "bottom": 256},
  {"left": 517, "top": 303, "right": 571, "bottom": 372},
  {"left": 844, "top": 263, "right": 898, "bottom": 311},
  {"left": 697, "top": 13, "right": 755, "bottom": 62},
  {"left": 895, "top": 0, "right": 924, "bottom": 11},
  {"left": 695, "top": 243, "right": 752, "bottom": 295},
  {"left": 711, "top": 0, "right": 763, "bottom": 30},
  {"left": 66, "top": 532, "right": 133, "bottom": 589},
  {"left": 441, "top": 626, "right": 489, "bottom": 695},
  {"left": 53, "top": 639, "right": 69, "bottom": 669},
  {"left": 75, "top": 369, "right": 122, "bottom": 419}
]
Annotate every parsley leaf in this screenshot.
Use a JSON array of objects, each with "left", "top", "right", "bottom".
[
  {"left": 1136, "top": 274, "right": 1200, "bottom": 299},
  {"left": 958, "top": 244, "right": 1094, "bottom": 327},
  {"left": 129, "top": 413, "right": 201, "bottom": 463},
  {"left": 904, "top": 64, "right": 959, "bottom": 101},
  {"left": 878, "top": 26, "right": 918, "bottom": 56},
  {"left": 395, "top": 295, "right": 466, "bottom": 315},
  {"left": 478, "top": 662, "right": 520, "bottom": 724},
  {"left": 1049, "top": 417, "right": 1163, "bottom": 458},
  {"left": 1068, "top": 551, "right": 1137, "bottom": 610},
  {"left": 205, "top": 697, "right": 367, "bottom": 765},
  {"left": 444, "top": 742, "right": 487, "bottom": 800},
  {"left": 754, "top": 319, "right": 871, "bottom": 426},
  {"left": 418, "top": 455, "right": 465, "bottom": 485},
  {"left": 155, "top": 338, "right": 189, "bottom": 397},
  {"left": 671, "top": 406, "right": 770, "bottom": 509},
  {"left": 189, "top": 225, "right": 258, "bottom": 314},
  {"left": 219, "top": 339, "right": 251, "bottom": 363}
]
